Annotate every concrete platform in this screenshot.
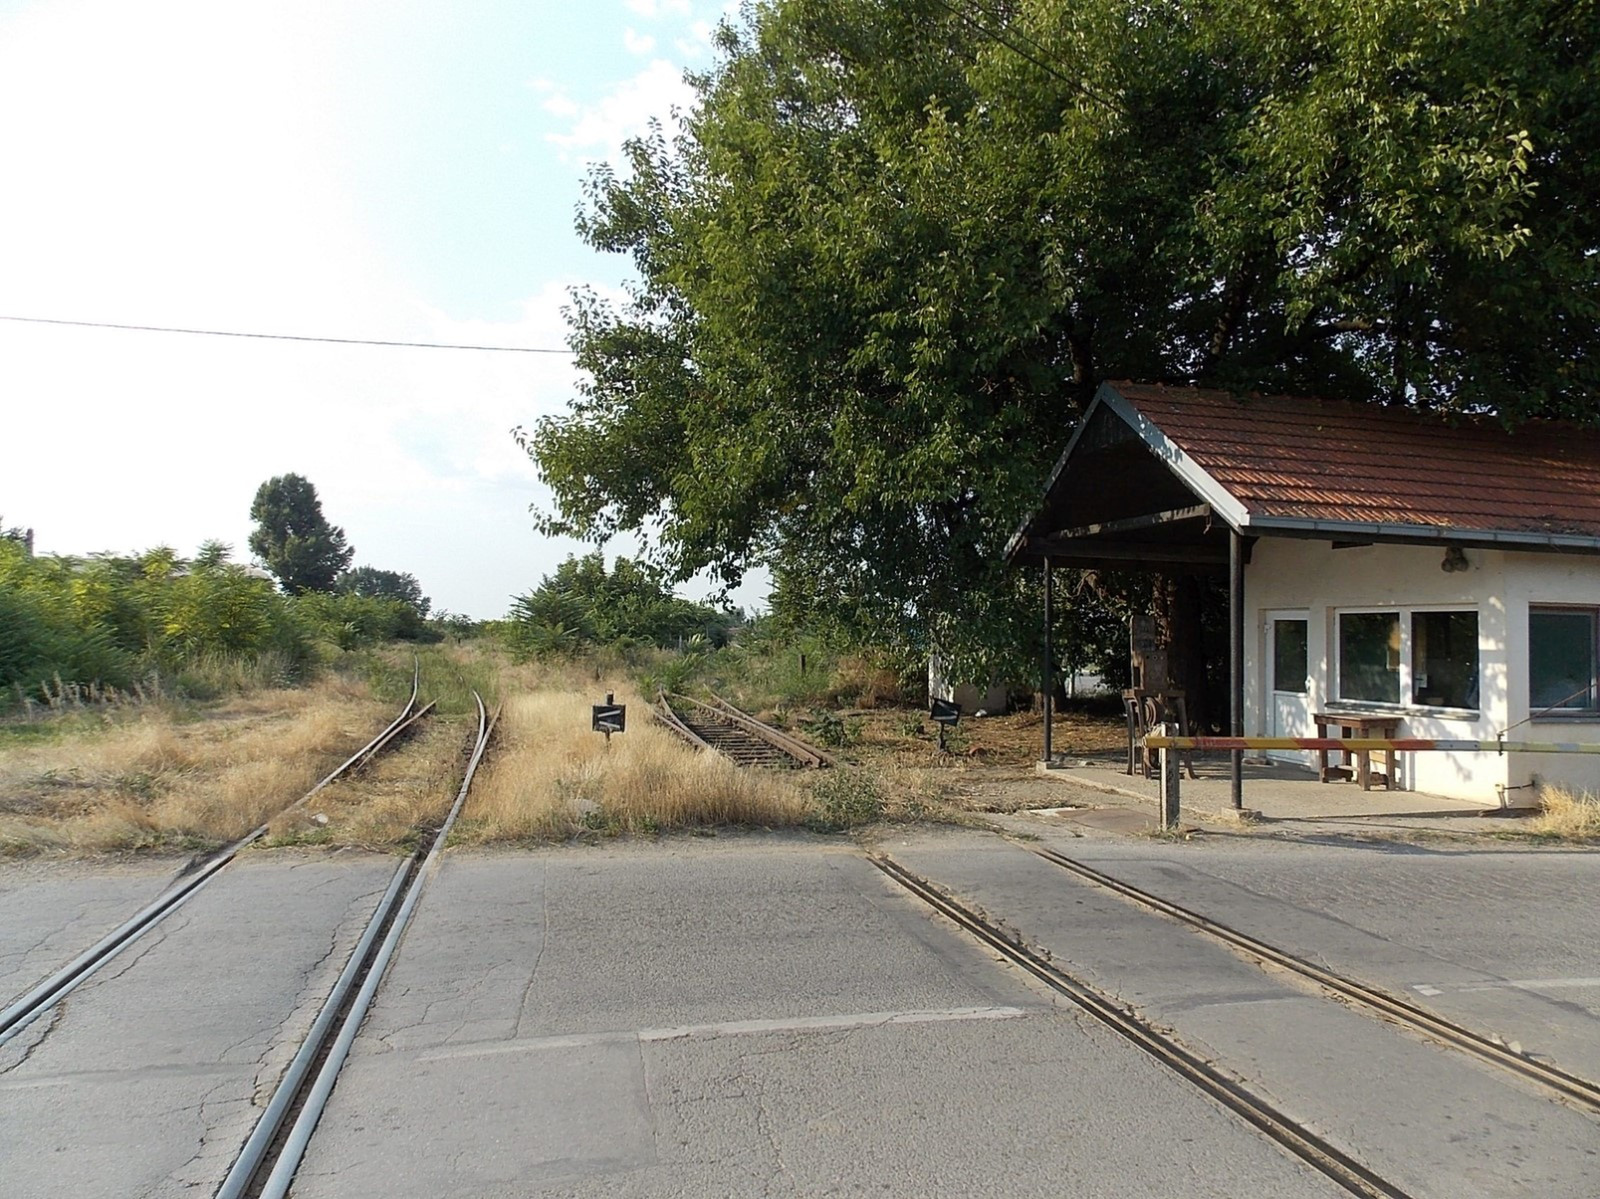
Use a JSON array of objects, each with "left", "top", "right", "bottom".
[{"left": 1035, "top": 753, "right": 1535, "bottom": 836}]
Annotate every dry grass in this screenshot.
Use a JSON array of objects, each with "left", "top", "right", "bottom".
[
  {"left": 841, "top": 703, "right": 1125, "bottom": 770},
  {"left": 455, "top": 686, "right": 811, "bottom": 842},
  {"left": 0, "top": 676, "right": 388, "bottom": 856},
  {"left": 264, "top": 715, "right": 469, "bottom": 850},
  {"left": 1530, "top": 785, "right": 1600, "bottom": 839}
]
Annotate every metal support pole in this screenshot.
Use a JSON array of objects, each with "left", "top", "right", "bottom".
[
  {"left": 1042, "top": 557, "right": 1054, "bottom": 766},
  {"left": 1230, "top": 530, "right": 1245, "bottom": 809},
  {"left": 1159, "top": 733, "right": 1181, "bottom": 831}
]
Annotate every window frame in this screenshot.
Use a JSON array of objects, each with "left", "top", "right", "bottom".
[
  {"left": 1332, "top": 605, "right": 1481, "bottom": 716},
  {"left": 1410, "top": 609, "right": 1480, "bottom": 711},
  {"left": 1527, "top": 604, "right": 1600, "bottom": 720}
]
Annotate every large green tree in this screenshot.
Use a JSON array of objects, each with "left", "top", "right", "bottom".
[
  {"left": 248, "top": 474, "right": 354, "bottom": 595},
  {"left": 525, "top": 0, "right": 1598, "bottom": 669},
  {"left": 336, "top": 566, "right": 431, "bottom": 618},
  {"left": 508, "top": 552, "right": 737, "bottom": 656}
]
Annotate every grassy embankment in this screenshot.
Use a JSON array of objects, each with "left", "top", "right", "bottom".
[
  {"left": 0, "top": 638, "right": 1138, "bottom": 857},
  {"left": 0, "top": 671, "right": 387, "bottom": 856}
]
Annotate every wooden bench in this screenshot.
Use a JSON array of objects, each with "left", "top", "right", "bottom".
[{"left": 1313, "top": 712, "right": 1401, "bottom": 791}]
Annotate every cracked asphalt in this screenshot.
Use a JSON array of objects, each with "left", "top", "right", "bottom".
[
  {"left": 0, "top": 850, "right": 396, "bottom": 1198},
  {"left": 3, "top": 826, "right": 1597, "bottom": 1197},
  {"left": 290, "top": 837, "right": 1343, "bottom": 1198}
]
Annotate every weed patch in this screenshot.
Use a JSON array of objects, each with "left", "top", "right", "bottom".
[
  {"left": 454, "top": 685, "right": 810, "bottom": 842},
  {"left": 1531, "top": 786, "right": 1600, "bottom": 839},
  {"left": 807, "top": 770, "right": 884, "bottom": 831}
]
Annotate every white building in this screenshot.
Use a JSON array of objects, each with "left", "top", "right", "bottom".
[{"left": 1009, "top": 381, "right": 1600, "bottom": 807}]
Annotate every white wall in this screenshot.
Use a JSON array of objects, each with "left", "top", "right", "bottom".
[
  {"left": 1245, "top": 539, "right": 1520, "bottom": 803},
  {"left": 1499, "top": 551, "right": 1600, "bottom": 799}
]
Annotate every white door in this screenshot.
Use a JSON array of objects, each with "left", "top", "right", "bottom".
[{"left": 1265, "top": 611, "right": 1312, "bottom": 765}]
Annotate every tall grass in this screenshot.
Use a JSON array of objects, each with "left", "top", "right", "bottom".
[
  {"left": 455, "top": 686, "right": 810, "bottom": 842},
  {"left": 0, "top": 676, "right": 387, "bottom": 855},
  {"left": 264, "top": 714, "right": 466, "bottom": 850},
  {"left": 1531, "top": 785, "right": 1600, "bottom": 839}
]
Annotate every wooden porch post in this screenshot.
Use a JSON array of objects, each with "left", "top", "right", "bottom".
[
  {"left": 1042, "top": 557, "right": 1054, "bottom": 765},
  {"left": 1230, "top": 530, "right": 1245, "bottom": 809}
]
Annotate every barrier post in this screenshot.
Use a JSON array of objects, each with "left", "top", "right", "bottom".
[{"left": 1156, "top": 723, "right": 1180, "bottom": 830}]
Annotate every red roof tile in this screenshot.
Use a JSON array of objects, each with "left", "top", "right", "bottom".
[{"left": 1112, "top": 382, "right": 1600, "bottom": 542}]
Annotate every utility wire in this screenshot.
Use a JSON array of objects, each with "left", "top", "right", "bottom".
[
  {"left": 0, "top": 313, "right": 573, "bottom": 354},
  {"left": 925, "top": 0, "right": 1115, "bottom": 111}
]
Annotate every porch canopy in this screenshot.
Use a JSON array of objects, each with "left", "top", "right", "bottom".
[{"left": 1008, "top": 381, "right": 1600, "bottom": 805}]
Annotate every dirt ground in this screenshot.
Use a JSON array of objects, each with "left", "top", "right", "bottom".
[{"left": 822, "top": 703, "right": 1128, "bottom": 816}]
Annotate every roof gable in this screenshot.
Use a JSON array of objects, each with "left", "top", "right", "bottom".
[
  {"left": 1119, "top": 383, "right": 1600, "bottom": 547},
  {"left": 1010, "top": 382, "right": 1600, "bottom": 563}
]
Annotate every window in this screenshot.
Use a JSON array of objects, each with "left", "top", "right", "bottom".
[
  {"left": 1338, "top": 612, "right": 1400, "bottom": 704},
  {"left": 1529, "top": 608, "right": 1598, "bottom": 713},
  {"left": 1335, "top": 608, "right": 1480, "bottom": 712},
  {"left": 1272, "top": 619, "right": 1308, "bottom": 694},
  {"left": 1412, "top": 611, "right": 1478, "bottom": 710}
]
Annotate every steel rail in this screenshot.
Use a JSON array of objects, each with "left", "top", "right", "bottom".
[
  {"left": 708, "top": 694, "right": 835, "bottom": 768},
  {"left": 220, "top": 694, "right": 499, "bottom": 1199},
  {"left": 650, "top": 693, "right": 716, "bottom": 753},
  {"left": 0, "top": 663, "right": 424, "bottom": 1046},
  {"left": 1028, "top": 846, "right": 1600, "bottom": 1115},
  {"left": 869, "top": 853, "right": 1414, "bottom": 1199},
  {"left": 664, "top": 692, "right": 833, "bottom": 768}
]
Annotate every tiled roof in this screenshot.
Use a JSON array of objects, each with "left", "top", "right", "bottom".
[{"left": 1113, "top": 382, "right": 1600, "bottom": 542}]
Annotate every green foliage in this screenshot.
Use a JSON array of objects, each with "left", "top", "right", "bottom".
[
  {"left": 506, "top": 552, "right": 737, "bottom": 659},
  {"left": 801, "top": 711, "right": 863, "bottom": 748},
  {"left": 337, "top": 566, "right": 432, "bottom": 618},
  {"left": 290, "top": 591, "right": 435, "bottom": 650},
  {"left": 807, "top": 770, "right": 884, "bottom": 831},
  {"left": 0, "top": 539, "right": 318, "bottom": 705},
  {"left": 525, "top": 0, "right": 1600, "bottom": 670},
  {"left": 426, "top": 610, "right": 483, "bottom": 642},
  {"left": 248, "top": 473, "right": 354, "bottom": 594},
  {"left": 0, "top": 530, "right": 453, "bottom": 711}
]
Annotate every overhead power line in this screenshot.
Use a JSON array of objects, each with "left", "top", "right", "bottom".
[{"left": 0, "top": 313, "right": 573, "bottom": 354}]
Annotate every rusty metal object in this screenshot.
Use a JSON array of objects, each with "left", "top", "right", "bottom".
[{"left": 653, "top": 693, "right": 834, "bottom": 769}]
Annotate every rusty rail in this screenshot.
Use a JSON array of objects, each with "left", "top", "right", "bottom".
[{"left": 653, "top": 692, "right": 834, "bottom": 769}]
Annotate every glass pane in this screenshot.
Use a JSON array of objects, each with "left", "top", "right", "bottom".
[
  {"left": 1412, "top": 611, "right": 1478, "bottom": 709},
  {"left": 1272, "top": 619, "right": 1308, "bottom": 694},
  {"left": 1338, "top": 612, "right": 1400, "bottom": 704},
  {"left": 1529, "top": 610, "right": 1597, "bottom": 710}
]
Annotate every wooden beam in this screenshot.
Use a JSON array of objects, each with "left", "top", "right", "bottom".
[
  {"left": 1018, "top": 540, "right": 1229, "bottom": 567},
  {"left": 1045, "top": 504, "right": 1212, "bottom": 542}
]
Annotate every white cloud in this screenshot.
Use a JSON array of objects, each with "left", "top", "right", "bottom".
[
  {"left": 676, "top": 18, "right": 721, "bottom": 58},
  {"left": 542, "top": 91, "right": 581, "bottom": 119},
  {"left": 545, "top": 59, "right": 696, "bottom": 163},
  {"left": 0, "top": 1, "right": 761, "bottom": 619},
  {"left": 624, "top": 0, "right": 691, "bottom": 16},
  {"left": 623, "top": 27, "right": 657, "bottom": 55},
  {"left": 0, "top": 2, "right": 599, "bottom": 618}
]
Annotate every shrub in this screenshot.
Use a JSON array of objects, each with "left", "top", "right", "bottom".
[
  {"left": 802, "top": 710, "right": 863, "bottom": 748},
  {"left": 808, "top": 770, "right": 884, "bottom": 831}
]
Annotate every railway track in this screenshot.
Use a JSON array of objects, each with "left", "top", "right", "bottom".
[
  {"left": 0, "top": 666, "right": 428, "bottom": 1048},
  {"left": 870, "top": 853, "right": 1415, "bottom": 1199},
  {"left": 1026, "top": 844, "right": 1600, "bottom": 1115},
  {"left": 653, "top": 693, "right": 834, "bottom": 769},
  {"left": 216, "top": 691, "right": 497, "bottom": 1199}
]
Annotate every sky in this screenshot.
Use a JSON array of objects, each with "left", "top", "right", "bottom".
[{"left": 0, "top": 0, "right": 761, "bottom": 619}]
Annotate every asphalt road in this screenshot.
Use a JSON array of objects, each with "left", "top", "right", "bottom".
[
  {"left": 0, "top": 851, "right": 397, "bottom": 1199},
  {"left": 0, "top": 827, "right": 1596, "bottom": 1197}
]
